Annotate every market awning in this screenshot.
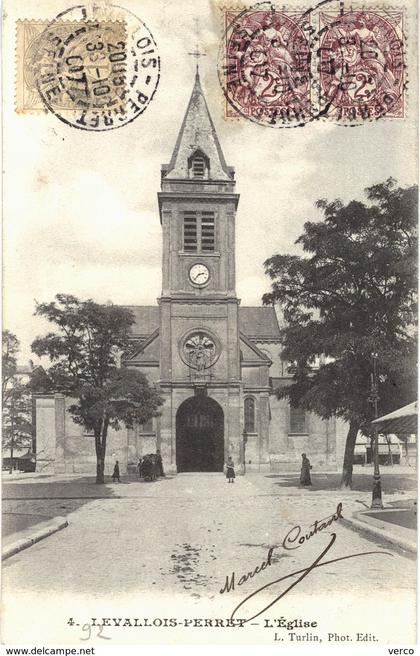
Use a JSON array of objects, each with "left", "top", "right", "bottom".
[{"left": 372, "top": 401, "right": 417, "bottom": 434}]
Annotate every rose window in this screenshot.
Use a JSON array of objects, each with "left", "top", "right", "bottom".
[{"left": 180, "top": 331, "right": 220, "bottom": 370}]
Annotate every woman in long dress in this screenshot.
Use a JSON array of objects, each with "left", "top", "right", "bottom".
[
  {"left": 300, "top": 453, "right": 312, "bottom": 486},
  {"left": 225, "top": 456, "right": 236, "bottom": 483}
]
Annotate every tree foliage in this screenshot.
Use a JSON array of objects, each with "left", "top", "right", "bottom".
[
  {"left": 2, "top": 330, "right": 20, "bottom": 400},
  {"left": 263, "top": 179, "right": 417, "bottom": 487},
  {"left": 31, "top": 294, "right": 164, "bottom": 483},
  {"left": 2, "top": 331, "right": 33, "bottom": 472}
]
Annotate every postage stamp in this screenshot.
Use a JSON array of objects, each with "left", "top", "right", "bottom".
[
  {"left": 16, "top": 5, "right": 160, "bottom": 131},
  {"left": 317, "top": 9, "right": 406, "bottom": 120},
  {"left": 220, "top": 7, "right": 312, "bottom": 127},
  {"left": 218, "top": 1, "right": 406, "bottom": 127}
]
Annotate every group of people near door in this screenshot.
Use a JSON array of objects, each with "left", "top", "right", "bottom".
[
  {"left": 137, "top": 451, "right": 165, "bottom": 481},
  {"left": 111, "top": 451, "right": 165, "bottom": 483},
  {"left": 112, "top": 451, "right": 312, "bottom": 485}
]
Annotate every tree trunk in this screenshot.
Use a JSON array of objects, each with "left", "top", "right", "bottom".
[
  {"left": 94, "top": 415, "right": 109, "bottom": 484},
  {"left": 94, "top": 428, "right": 105, "bottom": 484},
  {"left": 96, "top": 457, "right": 105, "bottom": 484},
  {"left": 340, "top": 419, "right": 360, "bottom": 489},
  {"left": 9, "top": 438, "right": 14, "bottom": 475},
  {"left": 9, "top": 413, "right": 15, "bottom": 475}
]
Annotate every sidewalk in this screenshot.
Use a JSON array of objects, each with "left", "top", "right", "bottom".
[
  {"left": 344, "top": 500, "right": 417, "bottom": 554},
  {"left": 3, "top": 511, "right": 52, "bottom": 537},
  {"left": 2, "top": 514, "right": 68, "bottom": 560}
]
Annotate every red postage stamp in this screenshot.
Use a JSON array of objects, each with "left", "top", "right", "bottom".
[
  {"left": 318, "top": 9, "right": 406, "bottom": 120},
  {"left": 219, "top": 3, "right": 406, "bottom": 126},
  {"left": 220, "top": 7, "right": 311, "bottom": 127}
]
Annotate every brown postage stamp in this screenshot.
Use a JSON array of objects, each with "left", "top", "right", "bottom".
[
  {"left": 16, "top": 20, "right": 127, "bottom": 114},
  {"left": 16, "top": 7, "right": 160, "bottom": 131}
]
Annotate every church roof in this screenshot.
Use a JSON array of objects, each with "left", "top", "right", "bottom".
[
  {"left": 125, "top": 306, "right": 159, "bottom": 338},
  {"left": 239, "top": 306, "right": 281, "bottom": 340},
  {"left": 164, "top": 71, "right": 232, "bottom": 181},
  {"left": 126, "top": 305, "right": 281, "bottom": 341}
]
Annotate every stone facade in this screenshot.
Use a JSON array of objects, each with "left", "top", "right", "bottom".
[{"left": 35, "top": 72, "right": 347, "bottom": 476}]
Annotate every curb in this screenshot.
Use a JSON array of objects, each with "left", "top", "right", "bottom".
[
  {"left": 2, "top": 516, "right": 68, "bottom": 561},
  {"left": 343, "top": 512, "right": 417, "bottom": 554}
]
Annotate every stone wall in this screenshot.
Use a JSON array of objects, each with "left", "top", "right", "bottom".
[
  {"left": 35, "top": 394, "right": 129, "bottom": 476},
  {"left": 35, "top": 387, "right": 346, "bottom": 475},
  {"left": 268, "top": 394, "right": 341, "bottom": 472},
  {"left": 35, "top": 395, "right": 56, "bottom": 474}
]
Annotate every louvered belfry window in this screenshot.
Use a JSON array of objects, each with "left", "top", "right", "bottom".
[
  {"left": 192, "top": 155, "right": 205, "bottom": 178},
  {"left": 183, "top": 212, "right": 198, "bottom": 252},
  {"left": 201, "top": 212, "right": 215, "bottom": 251},
  {"left": 183, "top": 211, "right": 215, "bottom": 252}
]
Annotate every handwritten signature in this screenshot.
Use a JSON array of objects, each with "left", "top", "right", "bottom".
[
  {"left": 219, "top": 503, "right": 393, "bottom": 623},
  {"left": 282, "top": 502, "right": 344, "bottom": 550}
]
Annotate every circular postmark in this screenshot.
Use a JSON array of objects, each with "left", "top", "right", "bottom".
[
  {"left": 30, "top": 4, "right": 160, "bottom": 131},
  {"left": 318, "top": 10, "right": 405, "bottom": 121},
  {"left": 219, "top": 3, "right": 312, "bottom": 127},
  {"left": 218, "top": 1, "right": 406, "bottom": 127}
]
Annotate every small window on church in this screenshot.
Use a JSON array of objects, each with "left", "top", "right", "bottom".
[
  {"left": 184, "top": 212, "right": 198, "bottom": 252},
  {"left": 244, "top": 397, "right": 256, "bottom": 433},
  {"left": 139, "top": 417, "right": 153, "bottom": 433},
  {"left": 192, "top": 156, "right": 205, "bottom": 178},
  {"left": 201, "top": 212, "right": 215, "bottom": 252},
  {"left": 289, "top": 405, "right": 307, "bottom": 434}
]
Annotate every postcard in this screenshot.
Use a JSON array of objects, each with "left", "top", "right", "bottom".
[{"left": 2, "top": 0, "right": 418, "bottom": 650}]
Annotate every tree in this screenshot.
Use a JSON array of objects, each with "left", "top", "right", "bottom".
[
  {"left": 31, "top": 294, "right": 164, "bottom": 484},
  {"left": 2, "top": 330, "right": 19, "bottom": 398},
  {"left": 2, "top": 331, "right": 33, "bottom": 473},
  {"left": 263, "top": 179, "right": 417, "bottom": 488}
]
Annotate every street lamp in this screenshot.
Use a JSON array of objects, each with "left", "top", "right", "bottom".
[{"left": 369, "top": 352, "right": 383, "bottom": 509}]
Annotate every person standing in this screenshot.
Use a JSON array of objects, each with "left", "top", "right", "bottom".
[
  {"left": 300, "top": 453, "right": 312, "bottom": 486},
  {"left": 225, "top": 456, "right": 236, "bottom": 483},
  {"left": 137, "top": 457, "right": 143, "bottom": 480},
  {"left": 156, "top": 450, "right": 165, "bottom": 477},
  {"left": 112, "top": 460, "right": 121, "bottom": 483}
]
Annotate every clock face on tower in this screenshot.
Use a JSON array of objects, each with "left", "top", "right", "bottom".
[{"left": 189, "top": 263, "right": 210, "bottom": 286}]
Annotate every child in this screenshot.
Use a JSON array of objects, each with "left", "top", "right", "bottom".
[
  {"left": 112, "top": 460, "right": 121, "bottom": 483},
  {"left": 225, "top": 456, "right": 235, "bottom": 483}
]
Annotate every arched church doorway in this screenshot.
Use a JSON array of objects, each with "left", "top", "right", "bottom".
[{"left": 176, "top": 395, "right": 224, "bottom": 472}]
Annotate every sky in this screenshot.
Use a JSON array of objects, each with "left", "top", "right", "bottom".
[{"left": 3, "top": 0, "right": 418, "bottom": 363}]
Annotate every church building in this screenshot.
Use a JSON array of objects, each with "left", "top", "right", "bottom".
[{"left": 35, "top": 72, "right": 347, "bottom": 475}]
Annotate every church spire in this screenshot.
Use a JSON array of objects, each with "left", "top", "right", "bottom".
[{"left": 164, "top": 70, "right": 232, "bottom": 181}]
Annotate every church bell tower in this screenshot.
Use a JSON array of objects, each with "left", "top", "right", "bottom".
[
  {"left": 158, "top": 70, "right": 239, "bottom": 301},
  {"left": 157, "top": 69, "right": 242, "bottom": 473}
]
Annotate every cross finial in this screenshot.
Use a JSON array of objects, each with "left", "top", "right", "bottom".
[{"left": 188, "top": 18, "right": 206, "bottom": 76}]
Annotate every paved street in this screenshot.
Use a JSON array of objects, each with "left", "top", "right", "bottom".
[{"left": 2, "top": 470, "right": 417, "bottom": 645}]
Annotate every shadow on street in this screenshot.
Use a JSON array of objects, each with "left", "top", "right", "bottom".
[{"left": 264, "top": 469, "right": 417, "bottom": 494}]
